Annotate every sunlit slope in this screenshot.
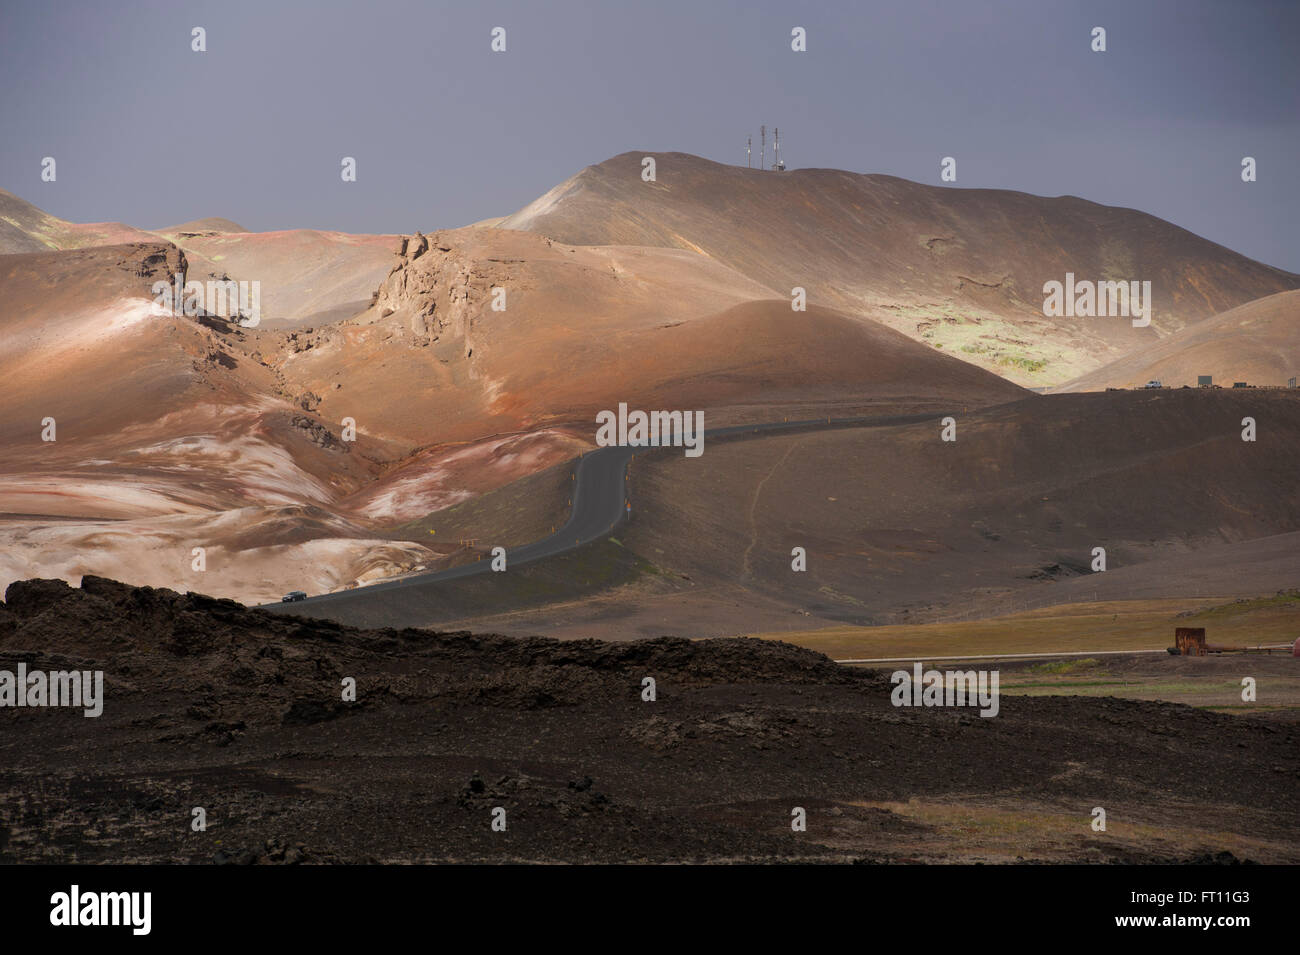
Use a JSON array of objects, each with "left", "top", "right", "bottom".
[{"left": 1057, "top": 289, "right": 1300, "bottom": 391}]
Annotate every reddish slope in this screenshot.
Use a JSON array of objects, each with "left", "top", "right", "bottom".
[{"left": 273, "top": 226, "right": 1025, "bottom": 449}]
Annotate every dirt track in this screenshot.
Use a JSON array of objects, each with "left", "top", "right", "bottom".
[{"left": 2, "top": 576, "right": 1296, "bottom": 863}]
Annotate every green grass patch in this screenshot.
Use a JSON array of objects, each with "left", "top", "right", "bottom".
[
  {"left": 997, "top": 355, "right": 1048, "bottom": 373},
  {"left": 1189, "top": 591, "right": 1300, "bottom": 621},
  {"left": 1002, "top": 680, "right": 1133, "bottom": 690},
  {"left": 1026, "top": 658, "right": 1099, "bottom": 674}
]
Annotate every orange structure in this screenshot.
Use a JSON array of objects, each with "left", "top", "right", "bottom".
[
  {"left": 1169, "top": 627, "right": 1293, "bottom": 656},
  {"left": 1174, "top": 628, "right": 1208, "bottom": 656}
]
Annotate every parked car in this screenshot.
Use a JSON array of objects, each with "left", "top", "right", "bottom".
[
  {"left": 1143, "top": 379, "right": 1162, "bottom": 389},
  {"left": 281, "top": 590, "right": 307, "bottom": 603}
]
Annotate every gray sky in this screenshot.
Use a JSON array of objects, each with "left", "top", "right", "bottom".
[{"left": 1, "top": 0, "right": 1296, "bottom": 270}]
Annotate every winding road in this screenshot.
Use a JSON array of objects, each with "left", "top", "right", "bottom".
[{"left": 261, "top": 411, "right": 944, "bottom": 623}]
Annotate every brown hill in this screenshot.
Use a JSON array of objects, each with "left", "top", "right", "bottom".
[
  {"left": 0, "top": 216, "right": 1027, "bottom": 602},
  {"left": 155, "top": 216, "right": 249, "bottom": 235},
  {"left": 272, "top": 226, "right": 1026, "bottom": 448},
  {"left": 0, "top": 188, "right": 394, "bottom": 326},
  {"left": 0, "top": 243, "right": 427, "bottom": 602},
  {"left": 501, "top": 152, "right": 1300, "bottom": 386},
  {"left": 167, "top": 228, "right": 397, "bottom": 327},
  {"left": 19, "top": 154, "right": 1289, "bottom": 610},
  {"left": 598, "top": 388, "right": 1300, "bottom": 634},
  {"left": 1056, "top": 289, "right": 1300, "bottom": 391},
  {"left": 0, "top": 223, "right": 1023, "bottom": 602},
  {"left": 0, "top": 187, "right": 160, "bottom": 253},
  {"left": 0, "top": 242, "right": 206, "bottom": 443}
]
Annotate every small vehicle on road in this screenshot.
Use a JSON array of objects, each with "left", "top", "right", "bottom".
[
  {"left": 1143, "top": 379, "right": 1162, "bottom": 389},
  {"left": 281, "top": 590, "right": 307, "bottom": 603}
]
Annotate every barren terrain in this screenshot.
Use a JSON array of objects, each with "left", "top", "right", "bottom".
[
  {"left": 2, "top": 154, "right": 1297, "bottom": 640},
  {"left": 1, "top": 575, "right": 1294, "bottom": 864}
]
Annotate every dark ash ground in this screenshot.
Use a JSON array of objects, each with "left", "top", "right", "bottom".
[{"left": 1, "top": 576, "right": 1295, "bottom": 864}]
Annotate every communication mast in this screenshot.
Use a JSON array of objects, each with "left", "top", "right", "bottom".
[
  {"left": 747, "top": 136, "right": 752, "bottom": 168},
  {"left": 760, "top": 125, "right": 766, "bottom": 171},
  {"left": 773, "top": 127, "right": 785, "bottom": 170}
]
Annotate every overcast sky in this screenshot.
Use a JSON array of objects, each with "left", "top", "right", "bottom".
[{"left": 1, "top": 0, "right": 1296, "bottom": 270}]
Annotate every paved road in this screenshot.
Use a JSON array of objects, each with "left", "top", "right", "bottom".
[{"left": 261, "top": 411, "right": 944, "bottom": 623}]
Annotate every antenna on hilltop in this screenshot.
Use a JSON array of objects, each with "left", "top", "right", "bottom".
[
  {"left": 760, "top": 125, "right": 766, "bottom": 171},
  {"left": 774, "top": 127, "right": 784, "bottom": 171},
  {"left": 747, "top": 136, "right": 752, "bottom": 168}
]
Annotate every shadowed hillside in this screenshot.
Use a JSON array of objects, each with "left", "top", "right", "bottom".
[{"left": 606, "top": 388, "right": 1300, "bottom": 631}]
